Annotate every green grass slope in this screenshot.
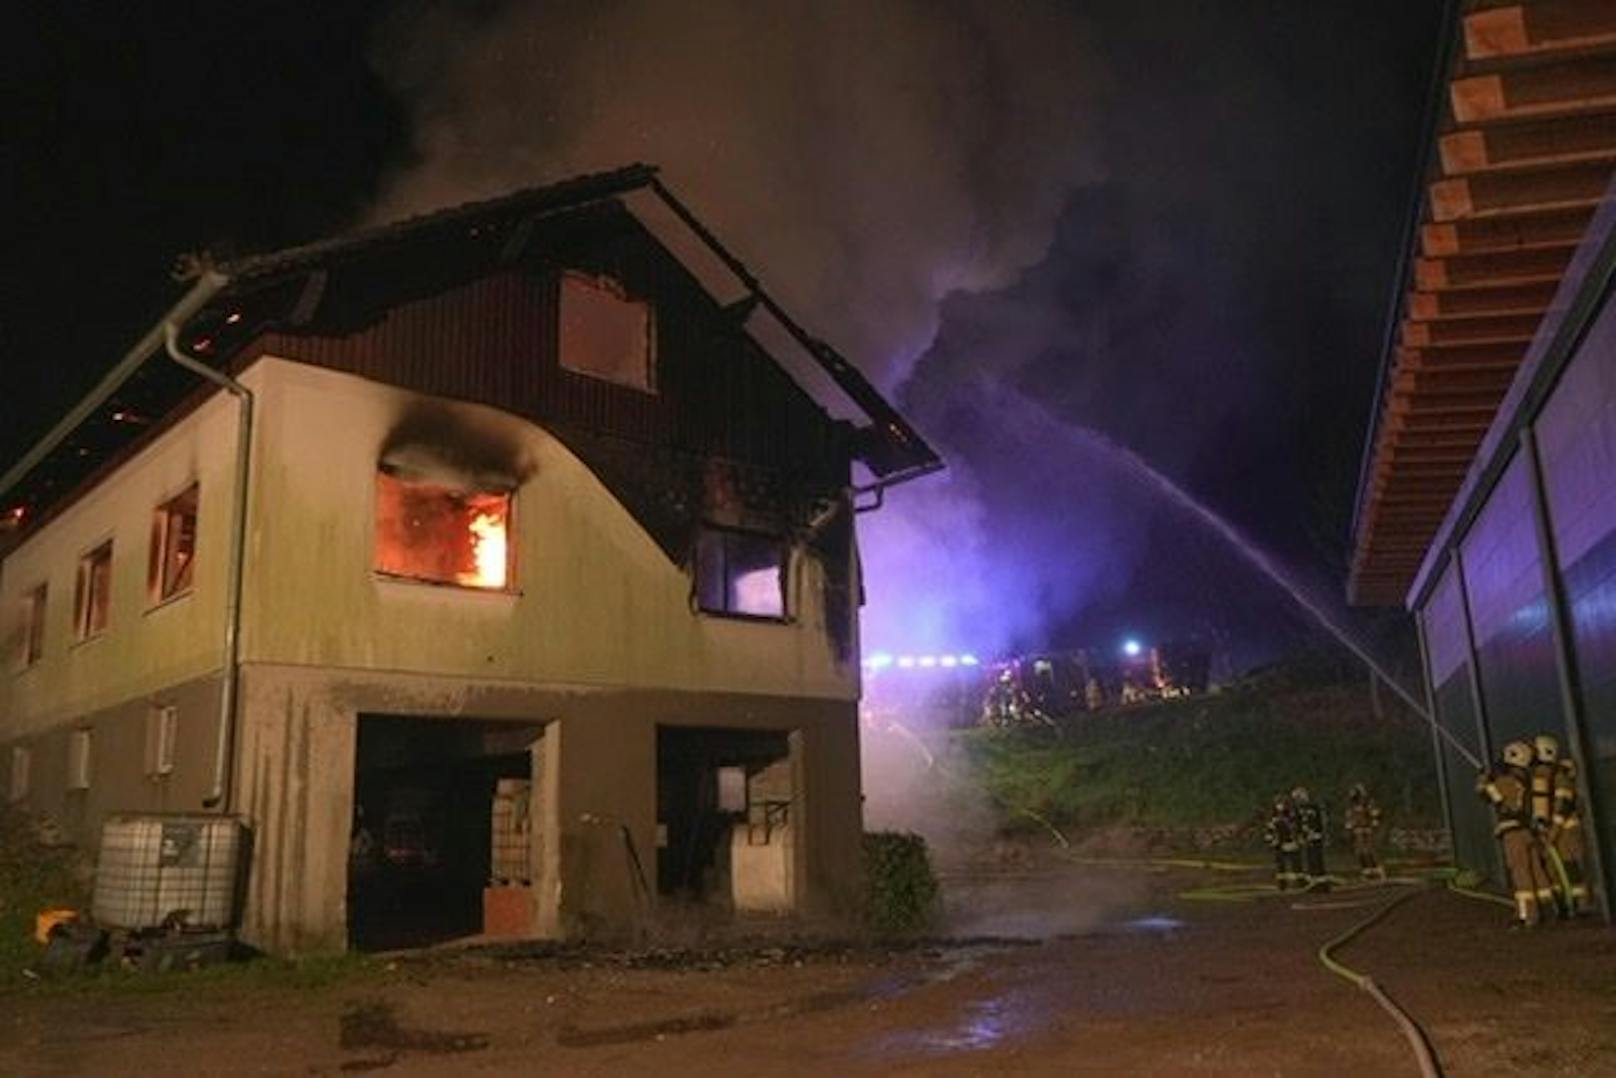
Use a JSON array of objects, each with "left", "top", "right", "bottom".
[{"left": 957, "top": 674, "right": 1442, "bottom": 844}]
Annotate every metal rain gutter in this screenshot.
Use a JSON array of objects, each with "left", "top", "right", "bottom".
[
  {"left": 162, "top": 320, "right": 252, "bottom": 812},
  {"left": 0, "top": 272, "right": 230, "bottom": 501}
]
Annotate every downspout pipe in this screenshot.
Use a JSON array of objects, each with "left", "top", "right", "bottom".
[{"left": 163, "top": 321, "right": 253, "bottom": 812}]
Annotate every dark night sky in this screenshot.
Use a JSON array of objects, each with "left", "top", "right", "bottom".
[{"left": 3, "top": 2, "right": 1445, "bottom": 672}]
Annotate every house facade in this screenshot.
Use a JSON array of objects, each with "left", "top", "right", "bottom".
[{"left": 0, "top": 166, "right": 939, "bottom": 953}]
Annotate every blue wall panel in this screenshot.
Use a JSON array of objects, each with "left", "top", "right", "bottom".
[{"left": 1537, "top": 288, "right": 1616, "bottom": 893}]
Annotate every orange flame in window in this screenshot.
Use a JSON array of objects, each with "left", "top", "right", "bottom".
[{"left": 459, "top": 509, "right": 508, "bottom": 588}]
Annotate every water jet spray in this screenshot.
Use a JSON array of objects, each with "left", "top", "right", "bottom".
[{"left": 1049, "top": 415, "right": 1482, "bottom": 770}]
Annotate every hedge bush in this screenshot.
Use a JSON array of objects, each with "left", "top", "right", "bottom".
[{"left": 861, "top": 831, "right": 939, "bottom": 937}]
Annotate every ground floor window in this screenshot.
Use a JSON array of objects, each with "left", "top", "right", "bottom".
[
  {"left": 8, "top": 745, "right": 30, "bottom": 802},
  {"left": 145, "top": 705, "right": 178, "bottom": 778},
  {"left": 68, "top": 728, "right": 92, "bottom": 791}
]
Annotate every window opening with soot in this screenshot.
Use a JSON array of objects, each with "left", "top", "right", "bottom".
[
  {"left": 695, "top": 527, "right": 787, "bottom": 619},
  {"left": 559, "top": 272, "right": 656, "bottom": 392},
  {"left": 374, "top": 468, "right": 513, "bottom": 590},
  {"left": 149, "top": 484, "right": 198, "bottom": 603}
]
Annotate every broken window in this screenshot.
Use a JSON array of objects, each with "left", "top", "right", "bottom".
[
  {"left": 68, "top": 728, "right": 92, "bottom": 791},
  {"left": 21, "top": 583, "right": 46, "bottom": 667},
  {"left": 145, "top": 705, "right": 178, "bottom": 778},
  {"left": 149, "top": 484, "right": 198, "bottom": 603},
  {"left": 374, "top": 468, "right": 513, "bottom": 589},
  {"left": 695, "top": 527, "right": 787, "bottom": 619},
  {"left": 559, "top": 272, "right": 656, "bottom": 392},
  {"left": 74, "top": 541, "right": 113, "bottom": 640}
]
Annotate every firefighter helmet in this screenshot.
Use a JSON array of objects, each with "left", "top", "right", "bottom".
[
  {"left": 1502, "top": 740, "right": 1534, "bottom": 768},
  {"left": 1533, "top": 735, "right": 1559, "bottom": 764},
  {"left": 1291, "top": 786, "right": 1311, "bottom": 804},
  {"left": 1349, "top": 782, "right": 1367, "bottom": 801}
]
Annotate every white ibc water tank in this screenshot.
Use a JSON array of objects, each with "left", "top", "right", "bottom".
[{"left": 93, "top": 815, "right": 247, "bottom": 931}]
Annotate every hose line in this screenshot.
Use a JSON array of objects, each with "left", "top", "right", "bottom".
[{"left": 1316, "top": 886, "right": 1444, "bottom": 1078}]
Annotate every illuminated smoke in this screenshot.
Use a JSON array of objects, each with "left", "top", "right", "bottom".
[{"left": 368, "top": 1, "right": 1102, "bottom": 659}]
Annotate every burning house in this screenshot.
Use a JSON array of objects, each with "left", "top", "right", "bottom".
[
  {"left": 0, "top": 165, "right": 939, "bottom": 952},
  {"left": 1350, "top": 4, "right": 1616, "bottom": 920}
]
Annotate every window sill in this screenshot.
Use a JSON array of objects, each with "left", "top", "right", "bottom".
[
  {"left": 696, "top": 608, "right": 794, "bottom": 626},
  {"left": 146, "top": 588, "right": 194, "bottom": 616},
  {"left": 373, "top": 572, "right": 523, "bottom": 598},
  {"left": 70, "top": 630, "right": 108, "bottom": 651}
]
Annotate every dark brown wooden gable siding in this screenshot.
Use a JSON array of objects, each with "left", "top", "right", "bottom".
[{"left": 245, "top": 202, "right": 848, "bottom": 489}]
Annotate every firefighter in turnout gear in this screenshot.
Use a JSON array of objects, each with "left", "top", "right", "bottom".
[
  {"left": 1536, "top": 735, "right": 1592, "bottom": 916},
  {"left": 1292, "top": 786, "right": 1331, "bottom": 891},
  {"left": 1264, "top": 794, "right": 1304, "bottom": 891},
  {"left": 1344, "top": 783, "right": 1385, "bottom": 880},
  {"left": 1479, "top": 740, "right": 1555, "bottom": 927}
]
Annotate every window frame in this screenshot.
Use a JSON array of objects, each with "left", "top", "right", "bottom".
[
  {"left": 372, "top": 466, "right": 518, "bottom": 592},
  {"left": 73, "top": 539, "right": 114, "bottom": 642},
  {"left": 8, "top": 745, "right": 30, "bottom": 803},
  {"left": 148, "top": 482, "right": 199, "bottom": 606},
  {"left": 67, "top": 728, "right": 92, "bottom": 791},
  {"left": 145, "top": 705, "right": 178, "bottom": 779},
  {"left": 19, "top": 582, "right": 47, "bottom": 668},
  {"left": 557, "top": 271, "right": 658, "bottom": 394},
  {"left": 693, "top": 524, "right": 792, "bottom": 623}
]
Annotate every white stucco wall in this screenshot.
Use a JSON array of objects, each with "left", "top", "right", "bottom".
[
  {"left": 241, "top": 357, "right": 858, "bottom": 701},
  {"left": 1, "top": 388, "right": 247, "bottom": 738}
]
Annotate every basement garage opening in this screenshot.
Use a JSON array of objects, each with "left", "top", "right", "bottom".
[
  {"left": 656, "top": 726, "right": 797, "bottom": 917},
  {"left": 348, "top": 715, "right": 543, "bottom": 951}
]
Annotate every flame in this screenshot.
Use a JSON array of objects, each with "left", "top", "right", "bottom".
[{"left": 460, "top": 509, "right": 508, "bottom": 588}]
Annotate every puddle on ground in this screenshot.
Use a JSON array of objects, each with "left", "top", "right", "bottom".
[
  {"left": 338, "top": 1001, "right": 488, "bottom": 1071},
  {"left": 868, "top": 986, "right": 1046, "bottom": 1057}
]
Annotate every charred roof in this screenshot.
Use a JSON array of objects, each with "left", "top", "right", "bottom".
[{"left": 1, "top": 164, "right": 939, "bottom": 543}]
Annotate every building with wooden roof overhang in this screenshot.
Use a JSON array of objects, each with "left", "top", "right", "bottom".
[
  {"left": 0, "top": 165, "right": 939, "bottom": 953},
  {"left": 1352, "top": 1, "right": 1616, "bottom": 924},
  {"left": 1350, "top": 0, "right": 1616, "bottom": 606}
]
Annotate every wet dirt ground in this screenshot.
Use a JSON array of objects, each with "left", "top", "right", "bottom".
[{"left": 5, "top": 866, "right": 1616, "bottom": 1076}]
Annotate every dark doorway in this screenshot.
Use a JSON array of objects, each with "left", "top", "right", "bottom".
[
  {"left": 656, "top": 726, "right": 791, "bottom": 904},
  {"left": 348, "top": 716, "right": 539, "bottom": 951}
]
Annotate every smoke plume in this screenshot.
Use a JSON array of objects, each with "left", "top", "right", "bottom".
[{"left": 368, "top": 1, "right": 1103, "bottom": 660}]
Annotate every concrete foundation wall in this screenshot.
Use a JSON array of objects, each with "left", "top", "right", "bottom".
[
  {"left": 0, "top": 673, "right": 221, "bottom": 847},
  {"left": 235, "top": 663, "right": 861, "bottom": 955}
]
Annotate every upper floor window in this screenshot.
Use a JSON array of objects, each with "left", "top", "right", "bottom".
[
  {"left": 74, "top": 541, "right": 113, "bottom": 640},
  {"left": 20, "top": 583, "right": 46, "bottom": 667},
  {"left": 695, "top": 527, "right": 787, "bottom": 620},
  {"left": 149, "top": 484, "right": 198, "bottom": 603},
  {"left": 374, "top": 467, "right": 513, "bottom": 589},
  {"left": 559, "top": 272, "right": 656, "bottom": 392}
]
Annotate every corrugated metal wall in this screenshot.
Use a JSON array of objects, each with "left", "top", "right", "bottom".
[
  {"left": 1536, "top": 289, "right": 1616, "bottom": 896},
  {"left": 1416, "top": 264, "right": 1615, "bottom": 902},
  {"left": 1423, "top": 564, "right": 1501, "bottom": 880},
  {"left": 1461, "top": 456, "right": 1560, "bottom": 750}
]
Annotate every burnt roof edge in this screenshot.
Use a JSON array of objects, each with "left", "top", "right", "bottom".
[{"left": 0, "top": 270, "right": 230, "bottom": 503}]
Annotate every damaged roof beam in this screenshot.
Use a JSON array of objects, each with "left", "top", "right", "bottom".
[{"left": 0, "top": 270, "right": 230, "bottom": 502}]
